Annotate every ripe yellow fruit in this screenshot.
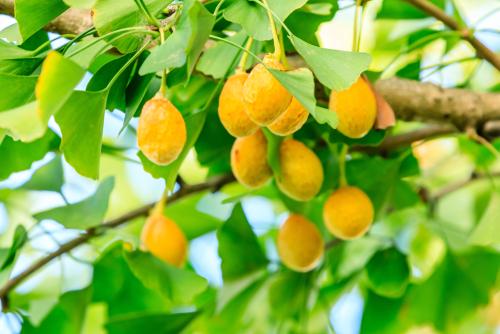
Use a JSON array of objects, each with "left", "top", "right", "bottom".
[
  {"left": 243, "top": 54, "right": 292, "bottom": 126},
  {"left": 268, "top": 97, "right": 309, "bottom": 136},
  {"left": 323, "top": 186, "right": 374, "bottom": 240},
  {"left": 276, "top": 139, "right": 324, "bottom": 201},
  {"left": 218, "top": 72, "right": 258, "bottom": 137},
  {"left": 329, "top": 76, "right": 376, "bottom": 138},
  {"left": 277, "top": 214, "right": 324, "bottom": 272},
  {"left": 141, "top": 213, "right": 188, "bottom": 267},
  {"left": 230, "top": 130, "right": 272, "bottom": 188},
  {"left": 137, "top": 96, "right": 187, "bottom": 165}
]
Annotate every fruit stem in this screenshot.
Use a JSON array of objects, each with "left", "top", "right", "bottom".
[
  {"left": 338, "top": 144, "right": 348, "bottom": 187},
  {"left": 159, "top": 28, "right": 168, "bottom": 96},
  {"left": 237, "top": 37, "right": 254, "bottom": 72},
  {"left": 278, "top": 28, "right": 289, "bottom": 69},
  {"left": 152, "top": 187, "right": 169, "bottom": 216},
  {"left": 352, "top": 0, "right": 362, "bottom": 52},
  {"left": 262, "top": 0, "right": 282, "bottom": 59}
]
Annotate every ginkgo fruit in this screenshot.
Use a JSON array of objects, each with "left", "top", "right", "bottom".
[
  {"left": 276, "top": 139, "right": 324, "bottom": 201},
  {"left": 230, "top": 129, "right": 272, "bottom": 188},
  {"left": 141, "top": 213, "right": 188, "bottom": 267},
  {"left": 323, "top": 186, "right": 374, "bottom": 240},
  {"left": 218, "top": 72, "right": 258, "bottom": 137},
  {"left": 268, "top": 97, "right": 309, "bottom": 136},
  {"left": 138, "top": 96, "right": 186, "bottom": 165},
  {"left": 329, "top": 76, "right": 376, "bottom": 138},
  {"left": 243, "top": 54, "right": 292, "bottom": 126},
  {"left": 277, "top": 214, "right": 324, "bottom": 272}
]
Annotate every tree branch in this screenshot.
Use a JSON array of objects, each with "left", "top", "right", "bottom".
[
  {"left": 0, "top": 174, "right": 235, "bottom": 300},
  {"left": 404, "top": 0, "right": 500, "bottom": 71},
  {"left": 374, "top": 78, "right": 500, "bottom": 133},
  {"left": 431, "top": 171, "right": 500, "bottom": 199}
]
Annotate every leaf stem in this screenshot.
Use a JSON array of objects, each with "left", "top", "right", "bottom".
[
  {"left": 209, "top": 35, "right": 262, "bottom": 64},
  {"left": 133, "top": 0, "right": 161, "bottom": 27},
  {"left": 66, "top": 27, "right": 156, "bottom": 59},
  {"left": 105, "top": 41, "right": 152, "bottom": 91},
  {"left": 213, "top": 0, "right": 226, "bottom": 17}
]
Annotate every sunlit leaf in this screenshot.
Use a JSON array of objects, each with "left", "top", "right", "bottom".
[
  {"left": 469, "top": 192, "right": 500, "bottom": 246},
  {"left": 139, "top": 0, "right": 215, "bottom": 77},
  {"left": 105, "top": 311, "right": 199, "bottom": 334},
  {"left": 365, "top": 247, "right": 410, "bottom": 298},
  {"left": 124, "top": 250, "right": 208, "bottom": 304},
  {"left": 92, "top": 0, "right": 170, "bottom": 53},
  {"left": 223, "top": 0, "right": 308, "bottom": 41},
  {"left": 268, "top": 67, "right": 337, "bottom": 128},
  {"left": 55, "top": 90, "right": 107, "bottom": 179},
  {"left": 21, "top": 287, "right": 92, "bottom": 334},
  {"left": 0, "top": 73, "right": 37, "bottom": 111},
  {"left": 0, "top": 130, "right": 59, "bottom": 180},
  {"left": 290, "top": 34, "right": 371, "bottom": 91},
  {"left": 197, "top": 31, "right": 247, "bottom": 79},
  {"left": 20, "top": 155, "right": 64, "bottom": 192},
  {"left": 217, "top": 204, "right": 268, "bottom": 281},
  {"left": 0, "top": 225, "right": 28, "bottom": 286},
  {"left": 34, "top": 177, "right": 115, "bottom": 229},
  {"left": 15, "top": 0, "right": 69, "bottom": 40}
]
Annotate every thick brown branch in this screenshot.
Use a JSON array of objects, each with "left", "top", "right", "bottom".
[
  {"left": 374, "top": 78, "right": 500, "bottom": 132},
  {"left": 0, "top": 174, "right": 235, "bottom": 300},
  {"left": 404, "top": 0, "right": 500, "bottom": 71}
]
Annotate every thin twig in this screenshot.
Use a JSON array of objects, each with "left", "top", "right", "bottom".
[
  {"left": 405, "top": 0, "right": 500, "bottom": 71},
  {"left": 0, "top": 174, "right": 235, "bottom": 300},
  {"left": 431, "top": 171, "right": 500, "bottom": 199}
]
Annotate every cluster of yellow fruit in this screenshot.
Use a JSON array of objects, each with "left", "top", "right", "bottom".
[
  {"left": 277, "top": 76, "right": 377, "bottom": 272},
  {"left": 219, "top": 54, "right": 309, "bottom": 138},
  {"left": 220, "top": 54, "right": 323, "bottom": 201},
  {"left": 135, "top": 53, "right": 379, "bottom": 270},
  {"left": 277, "top": 186, "right": 374, "bottom": 272}
]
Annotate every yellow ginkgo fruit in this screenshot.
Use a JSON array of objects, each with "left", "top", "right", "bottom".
[
  {"left": 329, "top": 76, "right": 376, "bottom": 138},
  {"left": 277, "top": 214, "right": 324, "bottom": 272},
  {"left": 231, "top": 129, "right": 272, "bottom": 188},
  {"left": 141, "top": 213, "right": 188, "bottom": 267},
  {"left": 323, "top": 186, "right": 374, "bottom": 240},
  {"left": 268, "top": 97, "right": 309, "bottom": 136},
  {"left": 218, "top": 72, "right": 258, "bottom": 137},
  {"left": 243, "top": 54, "right": 292, "bottom": 126},
  {"left": 137, "top": 96, "right": 186, "bottom": 165},
  {"left": 276, "top": 139, "right": 324, "bottom": 201}
]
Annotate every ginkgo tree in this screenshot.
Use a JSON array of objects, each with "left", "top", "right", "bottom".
[{"left": 0, "top": 0, "right": 499, "bottom": 333}]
